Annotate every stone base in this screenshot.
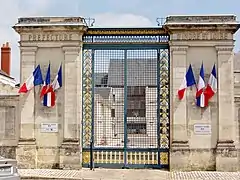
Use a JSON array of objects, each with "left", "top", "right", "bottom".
[
  {"left": 36, "top": 147, "right": 60, "bottom": 169},
  {"left": 16, "top": 138, "right": 37, "bottom": 169},
  {"left": 170, "top": 140, "right": 217, "bottom": 171},
  {"left": 59, "top": 139, "right": 81, "bottom": 170},
  {"left": 170, "top": 140, "right": 190, "bottom": 171},
  {"left": 216, "top": 140, "right": 238, "bottom": 171},
  {"left": 0, "top": 146, "right": 17, "bottom": 159}
]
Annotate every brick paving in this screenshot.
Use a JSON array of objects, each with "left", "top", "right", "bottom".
[{"left": 19, "top": 169, "right": 240, "bottom": 180}]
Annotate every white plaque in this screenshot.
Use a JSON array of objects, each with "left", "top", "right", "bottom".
[
  {"left": 194, "top": 124, "right": 211, "bottom": 135},
  {"left": 40, "top": 123, "right": 58, "bottom": 133}
]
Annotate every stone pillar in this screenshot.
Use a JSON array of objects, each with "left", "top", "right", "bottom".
[
  {"left": 59, "top": 45, "right": 82, "bottom": 169},
  {"left": 215, "top": 46, "right": 238, "bottom": 171},
  {"left": 170, "top": 46, "right": 190, "bottom": 170},
  {"left": 16, "top": 46, "right": 38, "bottom": 168}
]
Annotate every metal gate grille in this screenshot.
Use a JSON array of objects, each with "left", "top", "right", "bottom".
[{"left": 82, "top": 28, "right": 169, "bottom": 169}]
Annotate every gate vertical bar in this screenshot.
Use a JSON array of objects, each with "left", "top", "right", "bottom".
[
  {"left": 91, "top": 49, "right": 95, "bottom": 144},
  {"left": 82, "top": 49, "right": 93, "bottom": 166},
  {"left": 90, "top": 49, "right": 95, "bottom": 168},
  {"left": 123, "top": 49, "right": 128, "bottom": 168},
  {"left": 157, "top": 49, "right": 161, "bottom": 166}
]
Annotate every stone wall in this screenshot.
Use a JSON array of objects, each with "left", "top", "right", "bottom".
[{"left": 0, "top": 83, "right": 19, "bottom": 159}]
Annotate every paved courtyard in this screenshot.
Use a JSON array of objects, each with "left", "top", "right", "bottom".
[{"left": 19, "top": 169, "right": 240, "bottom": 180}]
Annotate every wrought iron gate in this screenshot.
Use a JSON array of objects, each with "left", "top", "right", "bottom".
[{"left": 82, "top": 28, "right": 170, "bottom": 169}]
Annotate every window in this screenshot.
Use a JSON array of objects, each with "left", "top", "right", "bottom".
[
  {"left": 101, "top": 75, "right": 108, "bottom": 86},
  {"left": 127, "top": 86, "right": 146, "bottom": 117},
  {"left": 113, "top": 94, "right": 115, "bottom": 102},
  {"left": 127, "top": 123, "right": 146, "bottom": 134},
  {"left": 111, "top": 109, "right": 115, "bottom": 118}
]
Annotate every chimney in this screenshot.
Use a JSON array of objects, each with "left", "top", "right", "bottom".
[{"left": 1, "top": 42, "right": 11, "bottom": 76}]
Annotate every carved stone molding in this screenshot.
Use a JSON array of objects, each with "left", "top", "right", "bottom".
[
  {"left": 171, "top": 140, "right": 189, "bottom": 150},
  {"left": 20, "top": 46, "right": 38, "bottom": 54},
  {"left": 234, "top": 96, "right": 240, "bottom": 102},
  {"left": 216, "top": 140, "right": 235, "bottom": 149},
  {"left": 62, "top": 138, "right": 79, "bottom": 144},
  {"left": 62, "top": 46, "right": 81, "bottom": 54},
  {"left": 21, "top": 60, "right": 35, "bottom": 66},
  {"left": 215, "top": 46, "right": 233, "bottom": 52},
  {"left": 170, "top": 46, "right": 188, "bottom": 52},
  {"left": 18, "top": 138, "right": 36, "bottom": 145},
  {"left": 170, "top": 31, "right": 232, "bottom": 41}
]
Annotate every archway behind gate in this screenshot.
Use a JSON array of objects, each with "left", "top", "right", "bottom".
[{"left": 82, "top": 28, "right": 170, "bottom": 169}]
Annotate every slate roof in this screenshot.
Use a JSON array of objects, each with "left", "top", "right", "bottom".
[
  {"left": 95, "top": 87, "right": 111, "bottom": 99},
  {"left": 95, "top": 73, "right": 108, "bottom": 86},
  {"left": 0, "top": 70, "right": 14, "bottom": 79},
  {"left": 107, "top": 58, "right": 157, "bottom": 86}
]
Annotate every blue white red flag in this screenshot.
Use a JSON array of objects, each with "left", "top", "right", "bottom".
[
  {"left": 52, "top": 64, "right": 62, "bottom": 91},
  {"left": 43, "top": 86, "right": 56, "bottom": 107},
  {"left": 40, "top": 63, "right": 51, "bottom": 98},
  {"left": 204, "top": 64, "right": 217, "bottom": 100},
  {"left": 178, "top": 64, "right": 196, "bottom": 100},
  {"left": 41, "top": 63, "right": 56, "bottom": 107},
  {"left": 18, "top": 65, "right": 43, "bottom": 93},
  {"left": 196, "top": 63, "right": 207, "bottom": 107}
]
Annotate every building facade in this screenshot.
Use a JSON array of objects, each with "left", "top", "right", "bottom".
[
  {"left": 10, "top": 14, "right": 240, "bottom": 171},
  {"left": 0, "top": 42, "right": 19, "bottom": 160}
]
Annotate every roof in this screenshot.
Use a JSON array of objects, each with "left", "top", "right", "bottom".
[
  {"left": 107, "top": 58, "right": 157, "bottom": 86},
  {"left": 0, "top": 70, "right": 14, "bottom": 79},
  {"left": 95, "top": 87, "right": 111, "bottom": 99},
  {"left": 0, "top": 70, "right": 17, "bottom": 87},
  {"left": 95, "top": 73, "right": 108, "bottom": 86}
]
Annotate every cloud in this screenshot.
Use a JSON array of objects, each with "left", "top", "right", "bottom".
[
  {"left": 93, "top": 13, "right": 153, "bottom": 27},
  {"left": 0, "top": 0, "right": 52, "bottom": 82}
]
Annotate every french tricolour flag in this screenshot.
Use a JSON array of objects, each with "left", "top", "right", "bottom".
[
  {"left": 52, "top": 64, "right": 62, "bottom": 91},
  {"left": 18, "top": 65, "right": 43, "bottom": 93},
  {"left": 42, "top": 64, "right": 55, "bottom": 107},
  {"left": 204, "top": 64, "right": 217, "bottom": 100},
  {"left": 178, "top": 64, "right": 196, "bottom": 100},
  {"left": 196, "top": 63, "right": 207, "bottom": 107},
  {"left": 40, "top": 63, "right": 51, "bottom": 99},
  {"left": 43, "top": 86, "right": 56, "bottom": 107}
]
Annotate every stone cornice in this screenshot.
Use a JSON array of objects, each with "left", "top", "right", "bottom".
[
  {"left": 166, "top": 15, "right": 237, "bottom": 23},
  {"left": 165, "top": 24, "right": 239, "bottom": 34},
  {"left": 164, "top": 15, "right": 240, "bottom": 34},
  {"left": 13, "top": 17, "right": 88, "bottom": 34}
]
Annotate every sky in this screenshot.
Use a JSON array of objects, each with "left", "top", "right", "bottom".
[{"left": 0, "top": 0, "right": 240, "bottom": 82}]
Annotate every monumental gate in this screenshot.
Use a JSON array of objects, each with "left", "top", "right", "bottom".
[{"left": 13, "top": 15, "right": 240, "bottom": 171}]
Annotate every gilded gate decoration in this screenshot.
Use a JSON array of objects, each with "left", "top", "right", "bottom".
[{"left": 82, "top": 28, "right": 170, "bottom": 169}]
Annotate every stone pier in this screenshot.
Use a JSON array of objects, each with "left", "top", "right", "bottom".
[
  {"left": 165, "top": 15, "right": 240, "bottom": 171},
  {"left": 13, "top": 17, "right": 87, "bottom": 169}
]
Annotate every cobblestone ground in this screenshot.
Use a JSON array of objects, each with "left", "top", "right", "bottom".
[{"left": 19, "top": 169, "right": 240, "bottom": 180}]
